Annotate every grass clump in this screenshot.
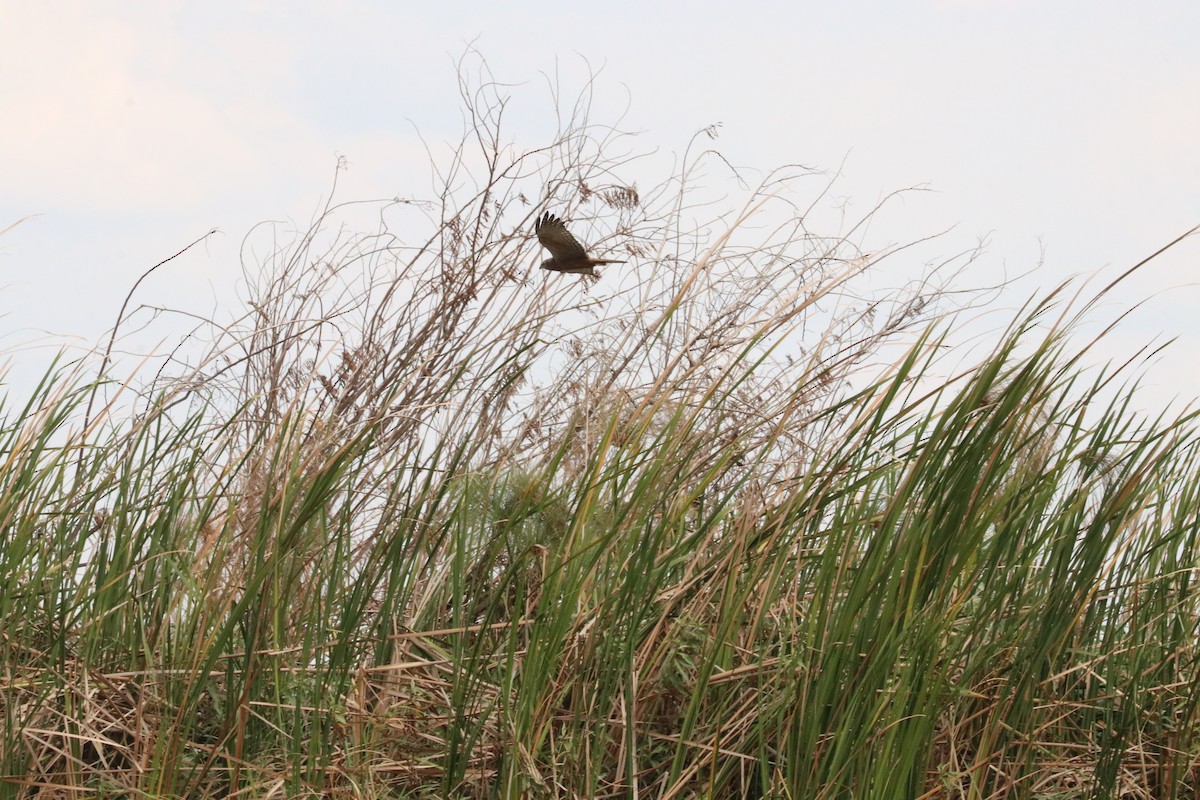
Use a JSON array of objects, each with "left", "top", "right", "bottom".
[{"left": 2, "top": 68, "right": 1199, "bottom": 799}]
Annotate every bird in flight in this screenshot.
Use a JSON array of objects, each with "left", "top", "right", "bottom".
[{"left": 535, "top": 212, "right": 625, "bottom": 277}]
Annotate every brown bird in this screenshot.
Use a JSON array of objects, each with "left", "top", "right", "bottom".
[{"left": 535, "top": 212, "right": 625, "bottom": 277}]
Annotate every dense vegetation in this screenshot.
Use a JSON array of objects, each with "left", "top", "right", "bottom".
[{"left": 2, "top": 78, "right": 1198, "bottom": 799}]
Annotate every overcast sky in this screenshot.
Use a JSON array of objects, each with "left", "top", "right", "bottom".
[{"left": 2, "top": 1, "right": 1198, "bottom": 411}]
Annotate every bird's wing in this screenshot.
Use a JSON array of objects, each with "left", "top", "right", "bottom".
[{"left": 535, "top": 212, "right": 590, "bottom": 261}]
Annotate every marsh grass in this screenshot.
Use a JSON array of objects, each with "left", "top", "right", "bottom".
[{"left": 2, "top": 69, "right": 1199, "bottom": 799}]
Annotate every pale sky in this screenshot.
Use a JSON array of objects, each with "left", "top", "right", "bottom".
[{"left": 2, "top": 1, "right": 1198, "bottom": 411}]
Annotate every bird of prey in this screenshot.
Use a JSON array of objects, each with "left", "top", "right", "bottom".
[{"left": 535, "top": 212, "right": 625, "bottom": 277}]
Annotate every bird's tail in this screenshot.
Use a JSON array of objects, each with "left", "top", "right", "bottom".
[{"left": 588, "top": 258, "right": 627, "bottom": 266}]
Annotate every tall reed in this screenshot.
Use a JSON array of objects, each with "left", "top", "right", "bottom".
[{"left": 1, "top": 67, "right": 1197, "bottom": 799}]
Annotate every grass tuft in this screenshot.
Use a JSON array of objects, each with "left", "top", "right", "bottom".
[{"left": 2, "top": 67, "right": 1199, "bottom": 799}]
